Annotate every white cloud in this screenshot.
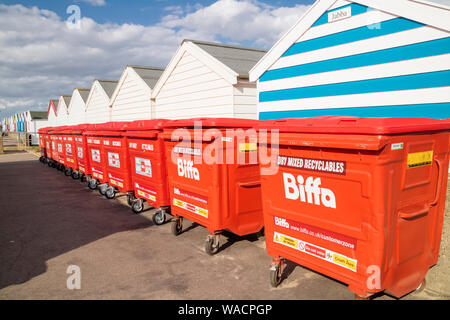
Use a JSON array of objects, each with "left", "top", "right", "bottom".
[
  {"left": 160, "top": 0, "right": 310, "bottom": 47},
  {"left": 78, "top": 0, "right": 107, "bottom": 7},
  {"left": 0, "top": 0, "right": 310, "bottom": 118},
  {"left": 163, "top": 5, "right": 184, "bottom": 16}
]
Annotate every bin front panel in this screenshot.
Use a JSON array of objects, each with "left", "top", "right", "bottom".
[
  {"left": 86, "top": 136, "right": 107, "bottom": 183},
  {"left": 225, "top": 162, "right": 264, "bottom": 236},
  {"left": 127, "top": 134, "right": 170, "bottom": 208},
  {"left": 64, "top": 135, "right": 77, "bottom": 170},
  {"left": 260, "top": 130, "right": 450, "bottom": 297},
  {"left": 165, "top": 137, "right": 217, "bottom": 232},
  {"left": 103, "top": 136, "right": 131, "bottom": 193},
  {"left": 57, "top": 136, "right": 65, "bottom": 164},
  {"left": 164, "top": 127, "right": 263, "bottom": 235},
  {"left": 51, "top": 135, "right": 58, "bottom": 161},
  {"left": 39, "top": 134, "right": 46, "bottom": 157},
  {"left": 75, "top": 135, "right": 90, "bottom": 174},
  {"left": 44, "top": 135, "right": 52, "bottom": 160}
]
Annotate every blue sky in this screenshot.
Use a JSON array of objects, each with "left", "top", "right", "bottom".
[
  {"left": 0, "top": 0, "right": 314, "bottom": 118},
  {"left": 0, "top": 0, "right": 314, "bottom": 26}
]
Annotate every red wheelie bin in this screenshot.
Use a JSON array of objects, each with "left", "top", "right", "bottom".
[
  {"left": 38, "top": 127, "right": 48, "bottom": 164},
  {"left": 93, "top": 122, "right": 130, "bottom": 199},
  {"left": 48, "top": 128, "right": 59, "bottom": 168},
  {"left": 62, "top": 126, "right": 79, "bottom": 178},
  {"left": 53, "top": 126, "right": 68, "bottom": 172},
  {"left": 43, "top": 127, "right": 55, "bottom": 167},
  {"left": 124, "top": 119, "right": 170, "bottom": 222},
  {"left": 162, "top": 118, "right": 264, "bottom": 255},
  {"left": 257, "top": 116, "right": 450, "bottom": 299},
  {"left": 84, "top": 124, "right": 109, "bottom": 192},
  {"left": 73, "top": 124, "right": 91, "bottom": 183}
]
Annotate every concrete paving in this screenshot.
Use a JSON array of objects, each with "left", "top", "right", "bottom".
[{"left": 0, "top": 136, "right": 445, "bottom": 300}]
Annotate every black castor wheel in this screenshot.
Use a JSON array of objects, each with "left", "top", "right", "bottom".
[
  {"left": 171, "top": 218, "right": 183, "bottom": 236},
  {"left": 205, "top": 235, "right": 220, "bottom": 256},
  {"left": 270, "top": 261, "right": 283, "bottom": 288},
  {"left": 88, "top": 178, "right": 98, "bottom": 190},
  {"left": 105, "top": 186, "right": 116, "bottom": 199},
  {"left": 152, "top": 209, "right": 167, "bottom": 225},
  {"left": 131, "top": 198, "right": 144, "bottom": 214}
]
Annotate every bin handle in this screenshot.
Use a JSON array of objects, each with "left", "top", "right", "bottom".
[
  {"left": 239, "top": 181, "right": 261, "bottom": 188},
  {"left": 398, "top": 205, "right": 429, "bottom": 220},
  {"left": 430, "top": 157, "right": 443, "bottom": 207}
]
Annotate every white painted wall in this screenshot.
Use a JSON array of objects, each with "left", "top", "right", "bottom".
[
  {"left": 29, "top": 120, "right": 48, "bottom": 145},
  {"left": 110, "top": 68, "right": 152, "bottom": 121},
  {"left": 47, "top": 107, "right": 57, "bottom": 127},
  {"left": 85, "top": 81, "right": 112, "bottom": 124},
  {"left": 67, "top": 90, "right": 87, "bottom": 125},
  {"left": 56, "top": 96, "right": 69, "bottom": 126},
  {"left": 233, "top": 81, "right": 259, "bottom": 119},
  {"left": 153, "top": 51, "right": 258, "bottom": 119}
]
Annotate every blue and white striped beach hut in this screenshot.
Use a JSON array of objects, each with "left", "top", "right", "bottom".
[{"left": 249, "top": 0, "right": 450, "bottom": 119}]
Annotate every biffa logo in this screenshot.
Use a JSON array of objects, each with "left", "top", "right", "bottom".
[
  {"left": 283, "top": 173, "right": 336, "bottom": 209},
  {"left": 177, "top": 159, "right": 200, "bottom": 181}
]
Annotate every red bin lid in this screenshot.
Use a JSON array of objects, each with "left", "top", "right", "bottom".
[
  {"left": 163, "top": 117, "right": 262, "bottom": 129},
  {"left": 257, "top": 116, "right": 450, "bottom": 135},
  {"left": 83, "top": 122, "right": 129, "bottom": 136},
  {"left": 124, "top": 119, "right": 168, "bottom": 131},
  {"left": 49, "top": 126, "right": 69, "bottom": 133},
  {"left": 93, "top": 121, "right": 129, "bottom": 131}
]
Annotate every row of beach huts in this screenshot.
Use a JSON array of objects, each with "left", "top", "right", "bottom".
[{"left": 2, "top": 0, "right": 449, "bottom": 144}]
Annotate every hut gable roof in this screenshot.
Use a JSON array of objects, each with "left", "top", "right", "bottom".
[{"left": 152, "top": 39, "right": 266, "bottom": 99}]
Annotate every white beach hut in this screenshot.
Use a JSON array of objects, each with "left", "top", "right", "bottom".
[
  {"left": 151, "top": 40, "right": 267, "bottom": 120},
  {"left": 67, "top": 88, "right": 90, "bottom": 125},
  {"left": 85, "top": 80, "right": 118, "bottom": 124},
  {"left": 55, "top": 95, "right": 71, "bottom": 127},
  {"left": 25, "top": 111, "right": 48, "bottom": 145},
  {"left": 109, "top": 66, "right": 164, "bottom": 122},
  {"left": 47, "top": 99, "right": 59, "bottom": 127}
]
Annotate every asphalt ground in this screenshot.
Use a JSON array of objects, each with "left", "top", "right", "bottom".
[{"left": 0, "top": 136, "right": 444, "bottom": 300}]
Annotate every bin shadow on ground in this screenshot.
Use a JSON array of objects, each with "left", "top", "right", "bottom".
[
  {"left": 0, "top": 158, "right": 153, "bottom": 290},
  {"left": 216, "top": 230, "right": 263, "bottom": 254}
]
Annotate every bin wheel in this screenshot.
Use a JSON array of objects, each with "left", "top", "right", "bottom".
[
  {"left": 71, "top": 171, "right": 80, "bottom": 180},
  {"left": 88, "top": 178, "right": 98, "bottom": 190},
  {"left": 270, "top": 262, "right": 283, "bottom": 288},
  {"left": 80, "top": 174, "right": 86, "bottom": 183},
  {"left": 152, "top": 209, "right": 166, "bottom": 225},
  {"left": 39, "top": 156, "right": 44, "bottom": 163},
  {"left": 105, "top": 186, "right": 116, "bottom": 199},
  {"left": 51, "top": 161, "right": 56, "bottom": 168},
  {"left": 98, "top": 184, "right": 108, "bottom": 196},
  {"left": 415, "top": 279, "right": 426, "bottom": 294},
  {"left": 43, "top": 158, "right": 48, "bottom": 165},
  {"left": 131, "top": 199, "right": 144, "bottom": 214},
  {"left": 171, "top": 218, "right": 183, "bottom": 236},
  {"left": 205, "top": 235, "right": 220, "bottom": 256},
  {"left": 127, "top": 194, "right": 136, "bottom": 206}
]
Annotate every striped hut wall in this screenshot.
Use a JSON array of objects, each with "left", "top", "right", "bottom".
[{"left": 258, "top": 2, "right": 450, "bottom": 120}]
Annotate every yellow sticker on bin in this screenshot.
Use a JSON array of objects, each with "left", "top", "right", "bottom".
[
  {"left": 407, "top": 151, "right": 433, "bottom": 168},
  {"left": 239, "top": 142, "right": 257, "bottom": 152}
]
